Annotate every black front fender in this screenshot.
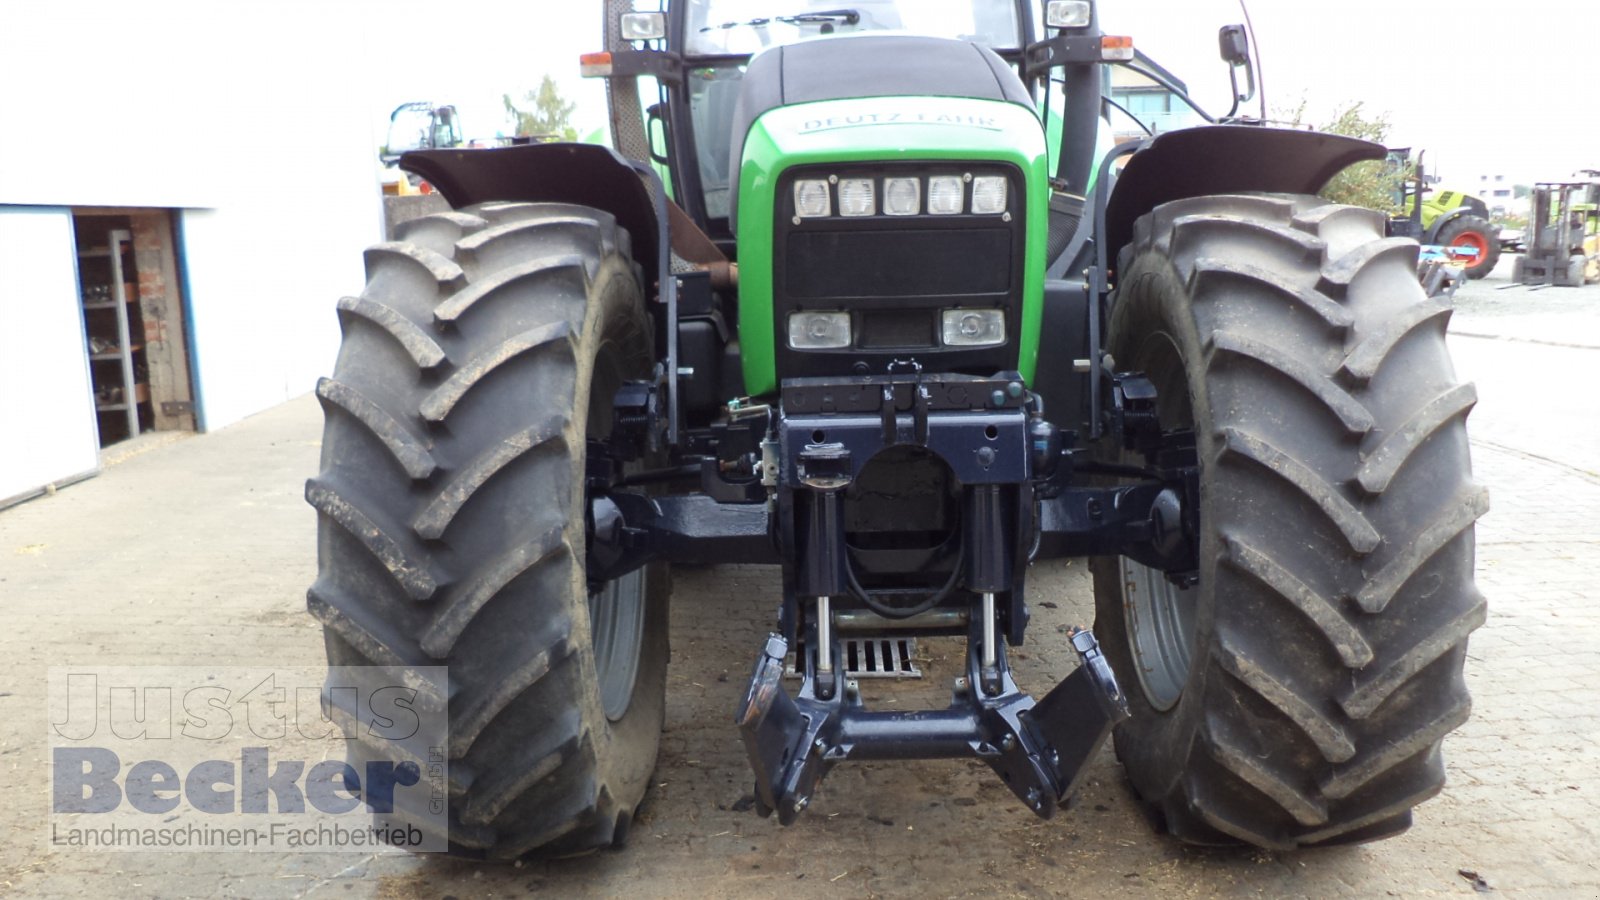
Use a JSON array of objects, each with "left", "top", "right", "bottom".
[
  {"left": 1103, "top": 126, "right": 1385, "bottom": 267},
  {"left": 400, "top": 142, "right": 663, "bottom": 291}
]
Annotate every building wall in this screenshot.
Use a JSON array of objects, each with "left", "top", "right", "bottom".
[
  {"left": 0, "top": 208, "right": 100, "bottom": 505},
  {"left": 0, "top": 1, "right": 384, "bottom": 432}
]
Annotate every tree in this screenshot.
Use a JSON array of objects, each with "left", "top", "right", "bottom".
[
  {"left": 1281, "top": 99, "right": 1407, "bottom": 213},
  {"left": 504, "top": 75, "right": 578, "bottom": 142}
]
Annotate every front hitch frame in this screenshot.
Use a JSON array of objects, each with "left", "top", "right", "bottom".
[{"left": 735, "top": 623, "right": 1129, "bottom": 824}]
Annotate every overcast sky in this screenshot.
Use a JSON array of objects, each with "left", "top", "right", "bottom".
[{"left": 371, "top": 0, "right": 1599, "bottom": 186}]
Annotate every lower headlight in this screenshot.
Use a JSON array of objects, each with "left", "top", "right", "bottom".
[
  {"left": 788, "top": 311, "right": 852, "bottom": 349},
  {"left": 941, "top": 308, "right": 1006, "bottom": 347}
]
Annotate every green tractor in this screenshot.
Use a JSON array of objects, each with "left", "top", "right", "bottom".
[
  {"left": 1391, "top": 148, "right": 1502, "bottom": 278},
  {"left": 308, "top": 0, "right": 1485, "bottom": 857}
]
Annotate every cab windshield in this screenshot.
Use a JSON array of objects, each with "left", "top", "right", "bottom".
[
  {"left": 684, "top": 0, "right": 1022, "bottom": 57},
  {"left": 681, "top": 1, "right": 1024, "bottom": 222},
  {"left": 387, "top": 109, "right": 438, "bottom": 155}
]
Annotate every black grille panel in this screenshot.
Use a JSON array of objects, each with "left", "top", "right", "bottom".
[
  {"left": 786, "top": 229, "right": 1012, "bottom": 299},
  {"left": 772, "top": 161, "right": 1026, "bottom": 381},
  {"left": 858, "top": 309, "right": 937, "bottom": 349}
]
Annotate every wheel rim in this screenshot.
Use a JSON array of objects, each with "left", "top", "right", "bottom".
[
  {"left": 590, "top": 566, "right": 646, "bottom": 721},
  {"left": 587, "top": 340, "right": 648, "bottom": 722},
  {"left": 1120, "top": 330, "right": 1200, "bottom": 712},
  {"left": 1449, "top": 231, "right": 1488, "bottom": 268},
  {"left": 1122, "top": 559, "right": 1196, "bottom": 711}
]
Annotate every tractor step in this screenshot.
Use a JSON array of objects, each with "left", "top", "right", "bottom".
[{"left": 786, "top": 636, "right": 922, "bottom": 680}]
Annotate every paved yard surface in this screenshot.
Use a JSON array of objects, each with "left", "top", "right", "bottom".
[{"left": 2, "top": 258, "right": 1597, "bottom": 898}]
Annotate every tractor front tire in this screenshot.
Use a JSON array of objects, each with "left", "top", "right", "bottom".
[
  {"left": 307, "top": 201, "right": 668, "bottom": 858},
  {"left": 1435, "top": 214, "right": 1501, "bottom": 279},
  {"left": 1093, "top": 194, "right": 1486, "bottom": 848}
]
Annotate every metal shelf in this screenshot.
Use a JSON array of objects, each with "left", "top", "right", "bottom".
[
  {"left": 89, "top": 344, "right": 142, "bottom": 361},
  {"left": 80, "top": 229, "right": 142, "bottom": 438}
]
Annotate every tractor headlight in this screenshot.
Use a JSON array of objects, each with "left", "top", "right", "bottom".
[
  {"left": 788, "top": 311, "right": 852, "bottom": 349},
  {"left": 927, "top": 176, "right": 965, "bottom": 215},
  {"left": 794, "top": 179, "right": 832, "bottom": 218},
  {"left": 838, "top": 178, "right": 876, "bottom": 217},
  {"left": 941, "top": 308, "right": 1006, "bottom": 347},
  {"left": 883, "top": 177, "right": 921, "bottom": 216},
  {"left": 970, "top": 176, "right": 1008, "bottom": 215}
]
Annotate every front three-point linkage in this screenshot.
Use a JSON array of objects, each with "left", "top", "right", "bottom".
[
  {"left": 733, "top": 371, "right": 1163, "bottom": 823},
  {"left": 736, "top": 621, "right": 1129, "bottom": 823}
]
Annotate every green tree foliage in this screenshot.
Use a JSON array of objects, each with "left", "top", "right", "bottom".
[
  {"left": 504, "top": 75, "right": 578, "bottom": 142},
  {"left": 1282, "top": 99, "right": 1407, "bottom": 213},
  {"left": 1318, "top": 103, "right": 1405, "bottom": 212}
]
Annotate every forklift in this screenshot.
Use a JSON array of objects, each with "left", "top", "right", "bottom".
[{"left": 1515, "top": 175, "right": 1600, "bottom": 286}]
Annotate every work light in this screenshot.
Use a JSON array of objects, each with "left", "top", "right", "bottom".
[
  {"left": 620, "top": 12, "right": 666, "bottom": 40},
  {"left": 1045, "top": 1, "right": 1092, "bottom": 28}
]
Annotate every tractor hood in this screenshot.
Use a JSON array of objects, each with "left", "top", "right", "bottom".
[
  {"left": 729, "top": 37, "right": 1049, "bottom": 397},
  {"left": 733, "top": 95, "right": 1049, "bottom": 396},
  {"left": 728, "top": 34, "right": 1040, "bottom": 229},
  {"left": 735, "top": 94, "right": 1049, "bottom": 224}
]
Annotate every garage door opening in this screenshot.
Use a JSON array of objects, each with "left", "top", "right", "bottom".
[{"left": 72, "top": 209, "right": 195, "bottom": 446}]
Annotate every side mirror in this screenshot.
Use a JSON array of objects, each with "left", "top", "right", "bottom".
[
  {"left": 1217, "top": 24, "right": 1257, "bottom": 117},
  {"left": 1218, "top": 24, "right": 1250, "bottom": 67}
]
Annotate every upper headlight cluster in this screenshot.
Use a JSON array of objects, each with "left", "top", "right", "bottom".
[{"left": 793, "top": 174, "right": 1008, "bottom": 219}]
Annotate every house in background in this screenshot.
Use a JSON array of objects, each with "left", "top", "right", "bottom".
[
  {"left": 1473, "top": 172, "right": 1532, "bottom": 219},
  {"left": 0, "top": 3, "right": 383, "bottom": 507}
]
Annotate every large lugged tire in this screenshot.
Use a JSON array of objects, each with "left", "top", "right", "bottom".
[
  {"left": 1092, "top": 194, "right": 1486, "bottom": 848},
  {"left": 1434, "top": 214, "right": 1501, "bottom": 279},
  {"left": 307, "top": 201, "right": 668, "bottom": 858}
]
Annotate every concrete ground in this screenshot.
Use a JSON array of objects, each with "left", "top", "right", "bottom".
[{"left": 2, "top": 256, "right": 1597, "bottom": 898}]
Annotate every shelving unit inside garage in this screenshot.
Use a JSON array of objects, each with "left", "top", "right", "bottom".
[{"left": 78, "top": 228, "right": 150, "bottom": 442}]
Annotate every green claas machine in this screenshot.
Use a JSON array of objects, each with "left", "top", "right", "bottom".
[
  {"left": 1390, "top": 149, "right": 1502, "bottom": 279},
  {"left": 308, "top": 0, "right": 1486, "bottom": 858}
]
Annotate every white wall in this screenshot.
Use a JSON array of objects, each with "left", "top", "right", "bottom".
[
  {"left": 0, "top": 1, "right": 385, "bottom": 431},
  {"left": 0, "top": 208, "right": 101, "bottom": 504}
]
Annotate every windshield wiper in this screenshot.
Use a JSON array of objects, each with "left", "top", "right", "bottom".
[{"left": 700, "top": 9, "right": 861, "bottom": 33}]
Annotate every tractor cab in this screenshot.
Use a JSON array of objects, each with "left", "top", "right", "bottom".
[{"left": 381, "top": 101, "right": 462, "bottom": 165}]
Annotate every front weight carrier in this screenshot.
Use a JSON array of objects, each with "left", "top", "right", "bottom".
[{"left": 736, "top": 623, "right": 1130, "bottom": 823}]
